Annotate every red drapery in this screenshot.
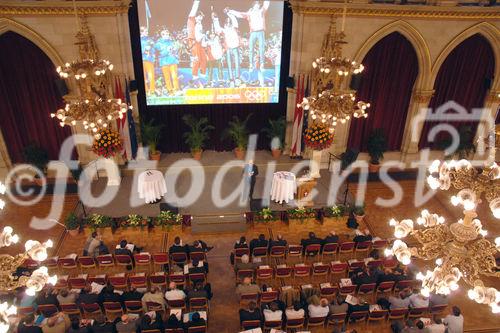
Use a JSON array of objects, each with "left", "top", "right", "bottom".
[
  {"left": 0, "top": 32, "right": 72, "bottom": 163},
  {"left": 347, "top": 32, "right": 419, "bottom": 152},
  {"left": 418, "top": 34, "right": 495, "bottom": 149}
]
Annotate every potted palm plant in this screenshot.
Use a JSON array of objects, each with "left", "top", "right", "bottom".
[
  {"left": 182, "top": 115, "right": 214, "bottom": 160},
  {"left": 438, "top": 125, "right": 476, "bottom": 159},
  {"left": 366, "top": 128, "right": 387, "bottom": 173},
  {"left": 65, "top": 212, "right": 80, "bottom": 237},
  {"left": 352, "top": 204, "right": 365, "bottom": 224},
  {"left": 23, "top": 144, "right": 49, "bottom": 186},
  {"left": 262, "top": 117, "right": 286, "bottom": 159},
  {"left": 142, "top": 119, "right": 163, "bottom": 161},
  {"left": 223, "top": 114, "right": 252, "bottom": 159}
]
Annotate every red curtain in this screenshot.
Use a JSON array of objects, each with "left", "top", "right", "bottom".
[
  {"left": 347, "top": 32, "right": 419, "bottom": 151},
  {"left": 418, "top": 34, "right": 495, "bottom": 149},
  {"left": 0, "top": 32, "right": 72, "bottom": 163}
]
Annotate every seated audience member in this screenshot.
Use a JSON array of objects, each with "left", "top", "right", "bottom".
[
  {"left": 250, "top": 234, "right": 269, "bottom": 252},
  {"left": 115, "top": 314, "right": 139, "bottom": 333},
  {"left": 263, "top": 301, "right": 283, "bottom": 322},
  {"left": 285, "top": 302, "right": 305, "bottom": 320},
  {"left": 56, "top": 289, "right": 77, "bottom": 305},
  {"left": 347, "top": 297, "right": 369, "bottom": 316},
  {"left": 122, "top": 287, "right": 144, "bottom": 303},
  {"left": 239, "top": 301, "right": 262, "bottom": 324},
  {"left": 165, "top": 314, "right": 182, "bottom": 330},
  {"left": 389, "top": 292, "right": 411, "bottom": 309},
  {"left": 138, "top": 312, "right": 163, "bottom": 332},
  {"left": 269, "top": 234, "right": 287, "bottom": 248},
  {"left": 353, "top": 229, "right": 372, "bottom": 243},
  {"left": 169, "top": 237, "right": 187, "bottom": 254},
  {"left": 330, "top": 296, "right": 348, "bottom": 314},
  {"left": 87, "top": 315, "right": 117, "bottom": 333},
  {"left": 323, "top": 231, "right": 339, "bottom": 245},
  {"left": 368, "top": 249, "right": 380, "bottom": 260},
  {"left": 346, "top": 212, "right": 359, "bottom": 230},
  {"left": 98, "top": 284, "right": 122, "bottom": 305},
  {"left": 426, "top": 318, "right": 446, "bottom": 333},
  {"left": 429, "top": 293, "right": 449, "bottom": 307},
  {"left": 114, "top": 239, "right": 134, "bottom": 266},
  {"left": 68, "top": 317, "right": 87, "bottom": 333},
  {"left": 352, "top": 269, "right": 377, "bottom": 286},
  {"left": 234, "top": 254, "right": 256, "bottom": 272},
  {"left": 377, "top": 267, "right": 398, "bottom": 284},
  {"left": 165, "top": 282, "right": 186, "bottom": 301},
  {"left": 236, "top": 277, "right": 261, "bottom": 296},
  {"left": 301, "top": 232, "right": 323, "bottom": 256},
  {"left": 187, "top": 282, "right": 209, "bottom": 301},
  {"left": 41, "top": 312, "right": 71, "bottom": 333},
  {"left": 409, "top": 291, "right": 429, "bottom": 308},
  {"left": 189, "top": 259, "right": 209, "bottom": 275},
  {"left": 234, "top": 236, "right": 249, "bottom": 249},
  {"left": 36, "top": 288, "right": 59, "bottom": 308},
  {"left": 142, "top": 286, "right": 167, "bottom": 311},
  {"left": 443, "top": 306, "right": 463, "bottom": 333},
  {"left": 185, "top": 311, "right": 206, "bottom": 329},
  {"left": 188, "top": 239, "right": 213, "bottom": 253},
  {"left": 308, "top": 297, "right": 330, "bottom": 318},
  {"left": 83, "top": 232, "right": 102, "bottom": 257},
  {"left": 402, "top": 320, "right": 427, "bottom": 332},
  {"left": 77, "top": 285, "right": 99, "bottom": 305},
  {"left": 18, "top": 314, "right": 43, "bottom": 333}
]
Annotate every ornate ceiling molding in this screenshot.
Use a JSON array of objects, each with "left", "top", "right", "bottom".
[
  {"left": 289, "top": 1, "right": 500, "bottom": 20},
  {"left": 0, "top": 1, "right": 130, "bottom": 16}
]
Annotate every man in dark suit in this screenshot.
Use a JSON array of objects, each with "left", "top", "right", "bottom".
[
  {"left": 189, "top": 259, "right": 209, "bottom": 275},
  {"left": 114, "top": 239, "right": 134, "bottom": 269},
  {"left": 250, "top": 234, "right": 269, "bottom": 252},
  {"left": 243, "top": 159, "right": 259, "bottom": 200},
  {"left": 169, "top": 237, "right": 188, "bottom": 254},
  {"left": 269, "top": 234, "right": 287, "bottom": 249},
  {"left": 187, "top": 282, "right": 209, "bottom": 301},
  {"left": 323, "top": 231, "right": 339, "bottom": 245},
  {"left": 353, "top": 229, "right": 373, "bottom": 243},
  {"left": 301, "top": 232, "right": 322, "bottom": 255},
  {"left": 239, "top": 301, "right": 262, "bottom": 325},
  {"left": 122, "top": 288, "right": 143, "bottom": 303},
  {"left": 77, "top": 285, "right": 99, "bottom": 305},
  {"left": 98, "top": 284, "right": 122, "bottom": 306}
]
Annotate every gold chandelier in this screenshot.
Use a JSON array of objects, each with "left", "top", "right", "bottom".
[
  {"left": 50, "top": 16, "right": 129, "bottom": 136},
  {"left": 298, "top": 17, "right": 369, "bottom": 132},
  {"left": 386, "top": 158, "right": 500, "bottom": 313}
]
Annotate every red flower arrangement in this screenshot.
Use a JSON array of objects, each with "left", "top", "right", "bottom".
[
  {"left": 92, "top": 129, "right": 122, "bottom": 158},
  {"left": 304, "top": 124, "right": 334, "bottom": 151}
]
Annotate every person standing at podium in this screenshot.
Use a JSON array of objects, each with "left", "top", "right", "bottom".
[{"left": 243, "top": 159, "right": 258, "bottom": 201}]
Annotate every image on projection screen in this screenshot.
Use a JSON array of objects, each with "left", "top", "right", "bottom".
[{"left": 138, "top": 0, "right": 284, "bottom": 105}]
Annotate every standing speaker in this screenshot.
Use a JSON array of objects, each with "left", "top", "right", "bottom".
[
  {"left": 54, "top": 79, "right": 68, "bottom": 97},
  {"left": 160, "top": 202, "right": 179, "bottom": 214},
  {"left": 349, "top": 74, "right": 362, "bottom": 90}
]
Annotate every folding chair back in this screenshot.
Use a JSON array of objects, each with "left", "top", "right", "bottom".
[
  {"left": 252, "top": 246, "right": 268, "bottom": 258},
  {"left": 187, "top": 326, "right": 206, "bottom": 333},
  {"left": 96, "top": 255, "right": 114, "bottom": 268},
  {"left": 189, "top": 251, "right": 206, "bottom": 261},
  {"left": 60, "top": 303, "right": 81, "bottom": 316},
  {"left": 348, "top": 310, "right": 368, "bottom": 323},
  {"left": 242, "top": 320, "right": 261, "bottom": 330},
  {"left": 129, "top": 275, "right": 147, "bottom": 289},
  {"left": 388, "top": 308, "right": 408, "bottom": 320},
  {"left": 189, "top": 297, "right": 208, "bottom": 311},
  {"left": 322, "top": 243, "right": 338, "bottom": 257},
  {"left": 37, "top": 304, "right": 58, "bottom": 317},
  {"left": 285, "top": 317, "right": 304, "bottom": 330},
  {"left": 170, "top": 252, "right": 188, "bottom": 264},
  {"left": 270, "top": 246, "right": 286, "bottom": 258},
  {"left": 368, "top": 309, "right": 388, "bottom": 322},
  {"left": 307, "top": 316, "right": 326, "bottom": 327},
  {"left": 124, "top": 300, "right": 143, "bottom": 314},
  {"left": 260, "top": 290, "right": 278, "bottom": 305}
]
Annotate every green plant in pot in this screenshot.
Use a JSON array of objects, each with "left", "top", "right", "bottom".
[
  {"left": 366, "top": 128, "right": 387, "bottom": 172},
  {"left": 223, "top": 114, "right": 252, "bottom": 159},
  {"left": 340, "top": 148, "right": 359, "bottom": 171},
  {"left": 65, "top": 212, "right": 80, "bottom": 236},
  {"left": 23, "top": 144, "right": 49, "bottom": 186},
  {"left": 182, "top": 115, "right": 214, "bottom": 160},
  {"left": 142, "top": 119, "right": 164, "bottom": 161},
  {"left": 155, "top": 210, "right": 183, "bottom": 231},
  {"left": 262, "top": 117, "right": 286, "bottom": 159},
  {"left": 437, "top": 125, "right": 476, "bottom": 160},
  {"left": 351, "top": 203, "right": 365, "bottom": 223}
]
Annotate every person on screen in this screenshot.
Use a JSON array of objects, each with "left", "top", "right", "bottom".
[
  {"left": 213, "top": 9, "right": 240, "bottom": 86},
  {"left": 187, "top": 0, "right": 207, "bottom": 87},
  {"left": 156, "top": 28, "right": 180, "bottom": 96},
  {"left": 140, "top": 26, "right": 156, "bottom": 96},
  {"left": 265, "top": 31, "right": 281, "bottom": 93},
  {"left": 206, "top": 30, "right": 224, "bottom": 87},
  {"left": 228, "top": 1, "right": 270, "bottom": 86}
]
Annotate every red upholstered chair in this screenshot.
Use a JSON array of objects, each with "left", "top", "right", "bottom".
[
  {"left": 394, "top": 280, "right": 413, "bottom": 294},
  {"left": 348, "top": 260, "right": 366, "bottom": 273},
  {"left": 145, "top": 301, "right": 164, "bottom": 312},
  {"left": 58, "top": 257, "right": 78, "bottom": 273},
  {"left": 109, "top": 275, "right": 128, "bottom": 290},
  {"left": 330, "top": 262, "right": 348, "bottom": 279},
  {"left": 347, "top": 311, "right": 368, "bottom": 326},
  {"left": 189, "top": 251, "right": 206, "bottom": 262},
  {"left": 103, "top": 301, "right": 123, "bottom": 317},
  {"left": 354, "top": 241, "right": 372, "bottom": 258},
  {"left": 304, "top": 244, "right": 322, "bottom": 261},
  {"left": 387, "top": 308, "right": 409, "bottom": 321},
  {"left": 357, "top": 283, "right": 376, "bottom": 298},
  {"left": 43, "top": 257, "right": 59, "bottom": 272},
  {"left": 376, "top": 281, "right": 395, "bottom": 298},
  {"left": 239, "top": 293, "right": 259, "bottom": 307},
  {"left": 367, "top": 309, "right": 388, "bottom": 324},
  {"left": 285, "top": 317, "right": 304, "bottom": 331},
  {"left": 81, "top": 303, "right": 102, "bottom": 318},
  {"left": 320, "top": 285, "right": 339, "bottom": 300},
  {"left": 23, "top": 259, "right": 39, "bottom": 270},
  {"left": 187, "top": 326, "right": 206, "bottom": 333},
  {"left": 188, "top": 273, "right": 206, "bottom": 285},
  {"left": 134, "top": 253, "right": 151, "bottom": 272},
  {"left": 87, "top": 275, "right": 106, "bottom": 285},
  {"left": 339, "top": 284, "right": 357, "bottom": 297},
  {"left": 96, "top": 255, "right": 114, "bottom": 269},
  {"left": 53, "top": 277, "right": 69, "bottom": 290},
  {"left": 367, "top": 259, "right": 384, "bottom": 270},
  {"left": 236, "top": 269, "right": 254, "bottom": 284},
  {"left": 263, "top": 320, "right": 282, "bottom": 331},
  {"left": 307, "top": 315, "right": 327, "bottom": 329},
  {"left": 124, "top": 300, "right": 143, "bottom": 315},
  {"left": 37, "top": 304, "right": 58, "bottom": 317},
  {"left": 429, "top": 304, "right": 447, "bottom": 317},
  {"left": 149, "top": 273, "right": 167, "bottom": 290},
  {"left": 275, "top": 266, "right": 292, "bottom": 281},
  {"left": 338, "top": 242, "right": 356, "bottom": 259},
  {"left": 256, "top": 267, "right": 274, "bottom": 284},
  {"left": 152, "top": 252, "right": 169, "bottom": 271},
  {"left": 169, "top": 273, "right": 186, "bottom": 288},
  {"left": 170, "top": 252, "right": 188, "bottom": 265},
  {"left": 189, "top": 297, "right": 209, "bottom": 312},
  {"left": 260, "top": 290, "right": 279, "bottom": 305},
  {"left": 252, "top": 247, "right": 268, "bottom": 261},
  {"left": 241, "top": 320, "right": 261, "bottom": 330},
  {"left": 327, "top": 312, "right": 347, "bottom": 327},
  {"left": 115, "top": 254, "right": 133, "bottom": 271},
  {"left": 129, "top": 274, "right": 148, "bottom": 289},
  {"left": 383, "top": 257, "right": 398, "bottom": 269},
  {"left": 77, "top": 256, "right": 96, "bottom": 273},
  {"left": 166, "top": 299, "right": 186, "bottom": 310},
  {"left": 372, "top": 239, "right": 388, "bottom": 251},
  {"left": 408, "top": 307, "right": 428, "bottom": 319},
  {"left": 269, "top": 246, "right": 286, "bottom": 260},
  {"left": 322, "top": 243, "right": 339, "bottom": 260},
  {"left": 17, "top": 306, "right": 35, "bottom": 317},
  {"left": 234, "top": 248, "right": 250, "bottom": 261},
  {"left": 287, "top": 245, "right": 303, "bottom": 261},
  {"left": 293, "top": 264, "right": 311, "bottom": 281},
  {"left": 312, "top": 263, "right": 330, "bottom": 281}
]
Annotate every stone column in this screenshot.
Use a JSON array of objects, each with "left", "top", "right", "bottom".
[
  {"left": 400, "top": 89, "right": 434, "bottom": 158},
  {"left": 475, "top": 90, "right": 499, "bottom": 159}
]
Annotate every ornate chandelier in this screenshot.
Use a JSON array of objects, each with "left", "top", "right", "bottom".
[
  {"left": 50, "top": 16, "right": 129, "bottom": 136},
  {"left": 386, "top": 158, "right": 500, "bottom": 313},
  {"left": 297, "top": 17, "right": 369, "bottom": 132}
]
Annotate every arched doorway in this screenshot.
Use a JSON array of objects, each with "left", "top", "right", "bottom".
[
  {"left": 347, "top": 32, "right": 419, "bottom": 151},
  {"left": 418, "top": 34, "right": 495, "bottom": 149},
  {"left": 0, "top": 31, "right": 72, "bottom": 163}
]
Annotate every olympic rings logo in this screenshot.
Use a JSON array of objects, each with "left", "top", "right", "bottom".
[{"left": 244, "top": 89, "right": 265, "bottom": 101}]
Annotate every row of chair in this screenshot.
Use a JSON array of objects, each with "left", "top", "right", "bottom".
[
  {"left": 240, "top": 304, "right": 448, "bottom": 331},
  {"left": 234, "top": 239, "right": 388, "bottom": 262}
]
